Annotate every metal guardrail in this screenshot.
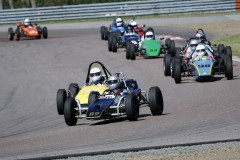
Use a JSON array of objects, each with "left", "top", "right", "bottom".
[{"left": 0, "top": 0, "right": 239, "bottom": 25}]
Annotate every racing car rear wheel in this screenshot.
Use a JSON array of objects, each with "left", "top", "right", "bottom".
[
  {"left": 164, "top": 54, "right": 171, "bottom": 76},
  {"left": 169, "top": 40, "right": 176, "bottom": 57},
  {"left": 8, "top": 28, "right": 14, "bottom": 40},
  {"left": 108, "top": 35, "right": 113, "bottom": 51},
  {"left": 171, "top": 57, "right": 175, "bottom": 78},
  {"left": 64, "top": 97, "right": 78, "bottom": 126},
  {"left": 112, "top": 36, "right": 117, "bottom": 52},
  {"left": 126, "top": 93, "right": 139, "bottom": 121},
  {"left": 165, "top": 38, "right": 170, "bottom": 47},
  {"left": 15, "top": 28, "right": 20, "bottom": 41},
  {"left": 104, "top": 27, "right": 108, "bottom": 40},
  {"left": 36, "top": 26, "right": 42, "bottom": 39},
  {"left": 148, "top": 86, "right": 163, "bottom": 115},
  {"left": 69, "top": 83, "right": 79, "bottom": 98},
  {"left": 130, "top": 43, "right": 136, "bottom": 60},
  {"left": 225, "top": 46, "right": 233, "bottom": 80},
  {"left": 101, "top": 26, "right": 105, "bottom": 40},
  {"left": 43, "top": 27, "right": 48, "bottom": 39},
  {"left": 218, "top": 44, "right": 224, "bottom": 59},
  {"left": 57, "top": 89, "right": 67, "bottom": 115},
  {"left": 126, "top": 42, "right": 131, "bottom": 59},
  {"left": 174, "top": 57, "right": 181, "bottom": 84},
  {"left": 88, "top": 91, "right": 100, "bottom": 106}
]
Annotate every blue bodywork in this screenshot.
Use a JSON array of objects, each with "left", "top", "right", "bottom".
[
  {"left": 109, "top": 22, "right": 125, "bottom": 35},
  {"left": 190, "top": 60, "right": 214, "bottom": 80}
]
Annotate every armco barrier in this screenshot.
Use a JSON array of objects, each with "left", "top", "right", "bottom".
[{"left": 0, "top": 0, "right": 239, "bottom": 25}]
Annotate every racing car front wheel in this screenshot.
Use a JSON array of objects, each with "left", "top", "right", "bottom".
[
  {"left": 57, "top": 89, "right": 67, "bottom": 115},
  {"left": 164, "top": 54, "right": 171, "bottom": 76},
  {"left": 148, "top": 86, "right": 163, "bottom": 115},
  {"left": 169, "top": 40, "right": 176, "bottom": 57},
  {"left": 64, "top": 97, "right": 78, "bottom": 126},
  {"left": 225, "top": 46, "right": 233, "bottom": 80},
  {"left": 112, "top": 36, "right": 117, "bottom": 52},
  {"left": 100, "top": 26, "right": 105, "bottom": 40},
  {"left": 130, "top": 43, "right": 136, "bottom": 60},
  {"left": 174, "top": 57, "right": 181, "bottom": 84},
  {"left": 108, "top": 35, "right": 113, "bottom": 51},
  {"left": 43, "top": 27, "right": 48, "bottom": 39},
  {"left": 126, "top": 42, "right": 131, "bottom": 59},
  {"left": 15, "top": 29, "right": 20, "bottom": 41},
  {"left": 126, "top": 93, "right": 139, "bottom": 121},
  {"left": 8, "top": 28, "right": 14, "bottom": 40},
  {"left": 88, "top": 91, "right": 100, "bottom": 107},
  {"left": 104, "top": 27, "right": 108, "bottom": 40},
  {"left": 69, "top": 83, "right": 80, "bottom": 98}
]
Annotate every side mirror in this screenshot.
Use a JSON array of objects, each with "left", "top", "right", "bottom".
[
  {"left": 142, "top": 24, "right": 146, "bottom": 28},
  {"left": 160, "top": 37, "right": 164, "bottom": 40}
]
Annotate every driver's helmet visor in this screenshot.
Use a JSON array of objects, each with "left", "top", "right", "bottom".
[
  {"left": 106, "top": 80, "right": 118, "bottom": 85},
  {"left": 190, "top": 44, "right": 198, "bottom": 48},
  {"left": 146, "top": 35, "right": 153, "bottom": 39},
  {"left": 116, "top": 21, "right": 123, "bottom": 26},
  {"left": 196, "top": 49, "right": 205, "bottom": 53},
  {"left": 90, "top": 72, "right": 101, "bottom": 77}
]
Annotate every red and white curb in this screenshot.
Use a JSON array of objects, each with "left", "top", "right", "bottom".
[{"left": 156, "top": 35, "right": 185, "bottom": 41}]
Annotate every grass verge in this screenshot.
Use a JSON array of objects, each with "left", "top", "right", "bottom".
[{"left": 211, "top": 35, "right": 240, "bottom": 58}]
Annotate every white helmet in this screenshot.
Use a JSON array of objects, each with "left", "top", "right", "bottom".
[
  {"left": 145, "top": 31, "right": 154, "bottom": 40},
  {"left": 130, "top": 21, "right": 137, "bottom": 29},
  {"left": 116, "top": 17, "right": 123, "bottom": 27},
  {"left": 106, "top": 76, "right": 121, "bottom": 90},
  {"left": 189, "top": 39, "right": 199, "bottom": 50},
  {"left": 90, "top": 67, "right": 102, "bottom": 83},
  {"left": 195, "top": 44, "right": 206, "bottom": 58},
  {"left": 24, "top": 18, "right": 30, "bottom": 26}
]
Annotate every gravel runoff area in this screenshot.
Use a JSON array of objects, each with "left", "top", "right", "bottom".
[{"left": 56, "top": 141, "right": 240, "bottom": 160}]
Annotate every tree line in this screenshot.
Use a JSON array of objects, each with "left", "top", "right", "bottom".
[{"left": 0, "top": 0, "right": 136, "bottom": 9}]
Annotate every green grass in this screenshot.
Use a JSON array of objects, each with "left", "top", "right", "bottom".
[{"left": 211, "top": 35, "right": 240, "bottom": 58}]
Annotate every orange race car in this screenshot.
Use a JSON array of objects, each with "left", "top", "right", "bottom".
[{"left": 8, "top": 21, "right": 48, "bottom": 41}]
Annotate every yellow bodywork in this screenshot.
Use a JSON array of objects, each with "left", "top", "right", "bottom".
[{"left": 75, "top": 85, "right": 108, "bottom": 104}]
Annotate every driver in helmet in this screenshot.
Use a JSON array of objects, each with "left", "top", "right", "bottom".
[
  {"left": 191, "top": 44, "right": 214, "bottom": 61},
  {"left": 106, "top": 75, "right": 121, "bottom": 90},
  {"left": 196, "top": 32, "right": 211, "bottom": 45},
  {"left": 139, "top": 30, "right": 155, "bottom": 48},
  {"left": 183, "top": 39, "right": 199, "bottom": 58},
  {"left": 89, "top": 67, "right": 105, "bottom": 85},
  {"left": 23, "top": 18, "right": 33, "bottom": 27},
  {"left": 114, "top": 17, "right": 125, "bottom": 27}
]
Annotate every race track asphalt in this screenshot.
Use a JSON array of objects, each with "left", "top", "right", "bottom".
[{"left": 0, "top": 17, "right": 240, "bottom": 160}]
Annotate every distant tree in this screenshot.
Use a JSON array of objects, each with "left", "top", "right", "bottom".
[
  {"left": 21, "top": 0, "right": 25, "bottom": 8},
  {"left": 0, "top": 0, "right": 3, "bottom": 9},
  {"left": 30, "top": 0, "right": 35, "bottom": 8},
  {"left": 8, "top": 0, "right": 13, "bottom": 9}
]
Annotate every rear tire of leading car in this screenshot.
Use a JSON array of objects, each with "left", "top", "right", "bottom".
[
  {"left": 130, "top": 43, "right": 136, "bottom": 60},
  {"left": 64, "top": 98, "right": 78, "bottom": 126},
  {"left": 225, "top": 46, "right": 233, "bottom": 80},
  {"left": 56, "top": 89, "right": 67, "bottom": 115},
  {"left": 218, "top": 44, "right": 224, "bottom": 59},
  {"left": 148, "top": 87, "right": 163, "bottom": 115},
  {"left": 112, "top": 36, "right": 117, "bottom": 52},
  {"left": 88, "top": 91, "right": 100, "bottom": 107},
  {"left": 171, "top": 57, "right": 176, "bottom": 78},
  {"left": 69, "top": 83, "right": 79, "bottom": 98},
  {"left": 164, "top": 54, "right": 171, "bottom": 76},
  {"left": 8, "top": 28, "right": 14, "bottom": 40},
  {"left": 42, "top": 27, "right": 48, "bottom": 39},
  {"left": 174, "top": 57, "right": 181, "bottom": 84},
  {"left": 126, "top": 42, "right": 131, "bottom": 59},
  {"left": 125, "top": 93, "right": 139, "bottom": 121},
  {"left": 108, "top": 34, "right": 113, "bottom": 52},
  {"left": 104, "top": 27, "right": 108, "bottom": 40},
  {"left": 101, "top": 26, "right": 105, "bottom": 40},
  {"left": 169, "top": 40, "right": 176, "bottom": 57},
  {"left": 15, "top": 28, "right": 20, "bottom": 41},
  {"left": 36, "top": 26, "right": 42, "bottom": 39}
]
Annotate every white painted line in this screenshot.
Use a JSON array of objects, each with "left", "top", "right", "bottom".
[{"left": 233, "top": 59, "right": 240, "bottom": 62}]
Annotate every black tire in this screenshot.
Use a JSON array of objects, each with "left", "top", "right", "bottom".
[
  {"left": 130, "top": 43, "right": 136, "bottom": 60},
  {"left": 169, "top": 40, "right": 176, "bottom": 57},
  {"left": 165, "top": 38, "right": 170, "bottom": 47},
  {"left": 126, "top": 42, "right": 131, "bottom": 59},
  {"left": 164, "top": 54, "right": 171, "bottom": 76},
  {"left": 174, "top": 57, "right": 181, "bottom": 84},
  {"left": 88, "top": 91, "right": 100, "bottom": 106},
  {"left": 218, "top": 44, "right": 224, "bottom": 59},
  {"left": 125, "top": 93, "right": 139, "bottom": 121},
  {"left": 64, "top": 98, "right": 78, "bottom": 126},
  {"left": 108, "top": 34, "right": 113, "bottom": 52},
  {"left": 100, "top": 26, "right": 105, "bottom": 40},
  {"left": 104, "top": 27, "right": 108, "bottom": 40},
  {"left": 175, "top": 47, "right": 182, "bottom": 57},
  {"left": 15, "top": 28, "right": 20, "bottom": 41},
  {"left": 42, "top": 27, "right": 48, "bottom": 39},
  {"left": 171, "top": 57, "right": 176, "bottom": 78},
  {"left": 116, "top": 30, "right": 121, "bottom": 40},
  {"left": 56, "top": 89, "right": 67, "bottom": 115},
  {"left": 69, "top": 83, "right": 79, "bottom": 98},
  {"left": 8, "top": 28, "right": 14, "bottom": 40},
  {"left": 146, "top": 27, "right": 154, "bottom": 33},
  {"left": 148, "top": 87, "right": 163, "bottom": 115},
  {"left": 36, "top": 26, "right": 42, "bottom": 39},
  {"left": 112, "top": 36, "right": 117, "bottom": 52},
  {"left": 225, "top": 46, "right": 233, "bottom": 80}
]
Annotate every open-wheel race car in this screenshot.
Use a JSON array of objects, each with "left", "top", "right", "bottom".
[
  {"left": 126, "top": 34, "right": 176, "bottom": 60},
  {"left": 164, "top": 43, "right": 233, "bottom": 84},
  {"left": 8, "top": 22, "right": 48, "bottom": 41},
  {"left": 57, "top": 62, "right": 164, "bottom": 126}
]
